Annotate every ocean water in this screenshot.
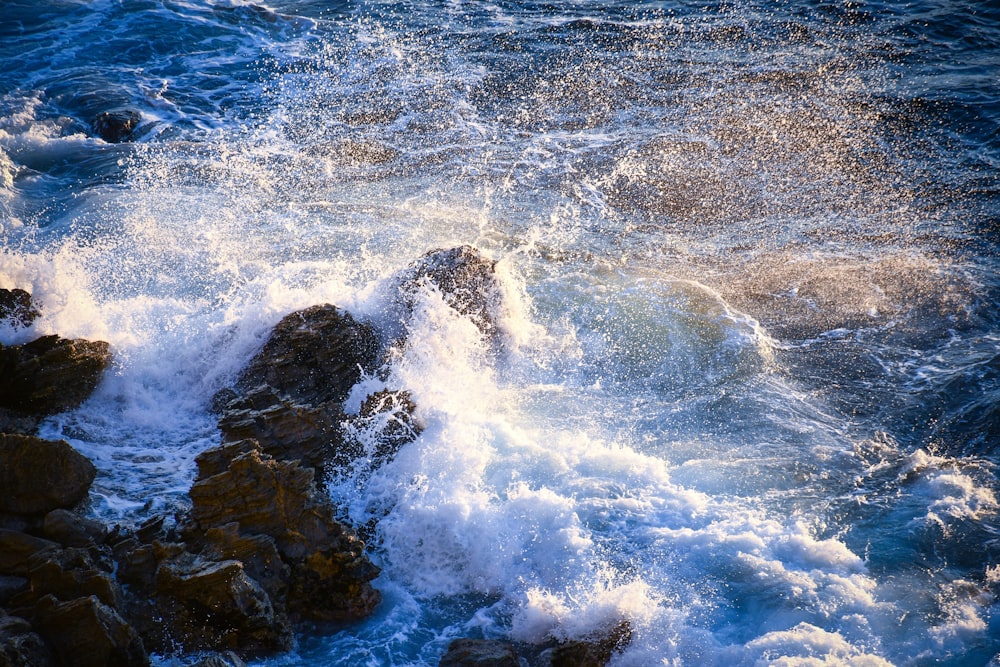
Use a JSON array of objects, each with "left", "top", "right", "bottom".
[{"left": 2, "top": 0, "right": 999, "bottom": 665}]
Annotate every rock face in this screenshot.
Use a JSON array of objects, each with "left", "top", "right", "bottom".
[
  {"left": 0, "top": 335, "right": 112, "bottom": 420},
  {"left": 0, "top": 435, "right": 96, "bottom": 516}
]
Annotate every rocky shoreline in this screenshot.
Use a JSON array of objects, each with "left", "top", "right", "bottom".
[{"left": 0, "top": 248, "right": 630, "bottom": 667}]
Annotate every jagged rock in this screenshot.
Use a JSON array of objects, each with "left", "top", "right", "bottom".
[
  {"left": 149, "top": 550, "right": 291, "bottom": 658},
  {"left": 439, "top": 638, "right": 520, "bottom": 667},
  {"left": 0, "top": 409, "right": 40, "bottom": 437},
  {"left": 0, "top": 612, "right": 54, "bottom": 667},
  {"left": 217, "top": 386, "right": 348, "bottom": 472},
  {"left": 186, "top": 443, "right": 381, "bottom": 624},
  {"left": 92, "top": 109, "right": 141, "bottom": 143},
  {"left": 42, "top": 509, "right": 108, "bottom": 547},
  {"left": 231, "top": 304, "right": 380, "bottom": 407},
  {"left": 33, "top": 595, "right": 148, "bottom": 667},
  {"left": 0, "top": 574, "right": 29, "bottom": 607},
  {"left": 398, "top": 245, "right": 503, "bottom": 337},
  {"left": 201, "top": 523, "right": 288, "bottom": 602},
  {"left": 0, "top": 435, "right": 96, "bottom": 515},
  {"left": 345, "top": 389, "right": 422, "bottom": 466},
  {"left": 0, "top": 335, "right": 112, "bottom": 417},
  {"left": 0, "top": 530, "right": 58, "bottom": 576},
  {"left": 542, "top": 621, "right": 632, "bottom": 667},
  {"left": 0, "top": 289, "right": 39, "bottom": 328},
  {"left": 15, "top": 546, "right": 121, "bottom": 611},
  {"left": 190, "top": 652, "right": 247, "bottom": 667}
]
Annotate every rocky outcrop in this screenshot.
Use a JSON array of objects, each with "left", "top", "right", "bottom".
[
  {"left": 0, "top": 335, "right": 112, "bottom": 427},
  {"left": 232, "top": 304, "right": 380, "bottom": 407},
  {"left": 0, "top": 612, "right": 54, "bottom": 667},
  {"left": 0, "top": 435, "right": 96, "bottom": 516},
  {"left": 185, "top": 441, "right": 381, "bottom": 624}
]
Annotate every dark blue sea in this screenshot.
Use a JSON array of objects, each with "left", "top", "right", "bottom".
[{"left": 2, "top": 1, "right": 999, "bottom": 665}]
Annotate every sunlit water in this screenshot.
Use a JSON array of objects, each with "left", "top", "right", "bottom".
[{"left": 2, "top": 1, "right": 999, "bottom": 665}]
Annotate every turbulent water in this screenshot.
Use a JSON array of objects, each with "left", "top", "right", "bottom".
[{"left": 2, "top": 0, "right": 999, "bottom": 665}]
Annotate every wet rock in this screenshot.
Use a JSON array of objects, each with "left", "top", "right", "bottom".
[
  {"left": 201, "top": 523, "right": 288, "bottom": 602},
  {"left": 42, "top": 509, "right": 108, "bottom": 547},
  {"left": 0, "top": 435, "right": 96, "bottom": 515},
  {"left": 346, "top": 389, "right": 422, "bottom": 465},
  {"left": 0, "top": 612, "right": 54, "bottom": 667},
  {"left": 217, "top": 386, "right": 349, "bottom": 472},
  {"left": 0, "top": 289, "right": 39, "bottom": 328},
  {"left": 150, "top": 550, "right": 291, "bottom": 658},
  {"left": 33, "top": 594, "right": 148, "bottom": 667},
  {"left": 398, "top": 245, "right": 503, "bottom": 337},
  {"left": 232, "top": 304, "right": 380, "bottom": 407},
  {"left": 439, "top": 638, "right": 521, "bottom": 667},
  {"left": 190, "top": 652, "right": 247, "bottom": 667},
  {"left": 91, "top": 109, "right": 141, "bottom": 143},
  {"left": 542, "top": 621, "right": 632, "bottom": 667},
  {"left": 186, "top": 443, "right": 381, "bottom": 624},
  {"left": 0, "top": 335, "right": 112, "bottom": 417}
]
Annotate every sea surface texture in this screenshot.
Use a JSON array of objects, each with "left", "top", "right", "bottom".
[{"left": 2, "top": 1, "right": 999, "bottom": 665}]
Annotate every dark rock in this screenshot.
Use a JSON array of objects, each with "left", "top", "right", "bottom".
[
  {"left": 232, "top": 304, "right": 380, "bottom": 407},
  {"left": 190, "top": 652, "right": 247, "bottom": 667},
  {"left": 0, "top": 335, "right": 112, "bottom": 417},
  {"left": 0, "top": 434, "right": 96, "bottom": 515},
  {"left": 217, "top": 386, "right": 349, "bottom": 472},
  {"left": 92, "top": 110, "right": 141, "bottom": 143},
  {"left": 113, "top": 540, "right": 158, "bottom": 593},
  {"left": 348, "top": 389, "right": 422, "bottom": 465},
  {"left": 0, "top": 530, "right": 58, "bottom": 576},
  {"left": 42, "top": 509, "right": 108, "bottom": 547},
  {"left": 0, "top": 409, "right": 40, "bottom": 437},
  {"left": 18, "top": 546, "right": 121, "bottom": 611},
  {"left": 0, "top": 289, "right": 39, "bottom": 328},
  {"left": 0, "top": 574, "right": 29, "bottom": 606},
  {"left": 545, "top": 621, "right": 632, "bottom": 667},
  {"left": 148, "top": 550, "right": 292, "bottom": 658},
  {"left": 439, "top": 638, "right": 520, "bottom": 667},
  {"left": 0, "top": 612, "right": 54, "bottom": 667},
  {"left": 201, "top": 523, "right": 288, "bottom": 602},
  {"left": 33, "top": 594, "right": 148, "bottom": 667},
  {"left": 187, "top": 444, "right": 381, "bottom": 624},
  {"left": 398, "top": 246, "right": 503, "bottom": 337}
]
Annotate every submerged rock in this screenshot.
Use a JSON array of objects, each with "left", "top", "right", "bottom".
[
  {"left": 0, "top": 434, "right": 96, "bottom": 516},
  {"left": 439, "top": 638, "right": 521, "bottom": 667},
  {"left": 0, "top": 335, "right": 112, "bottom": 418},
  {"left": 91, "top": 109, "right": 141, "bottom": 143}
]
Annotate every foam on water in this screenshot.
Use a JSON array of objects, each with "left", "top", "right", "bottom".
[{"left": 1, "top": 1, "right": 999, "bottom": 665}]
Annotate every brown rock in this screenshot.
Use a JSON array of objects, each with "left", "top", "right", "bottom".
[
  {"left": 546, "top": 621, "right": 632, "bottom": 667},
  {"left": 232, "top": 304, "right": 380, "bottom": 407},
  {"left": 0, "top": 435, "right": 96, "bottom": 515},
  {"left": 187, "top": 444, "right": 381, "bottom": 624},
  {"left": 439, "top": 638, "right": 520, "bottom": 667},
  {"left": 0, "top": 530, "right": 58, "bottom": 576},
  {"left": 33, "top": 594, "right": 148, "bottom": 667},
  {"left": 217, "top": 387, "right": 349, "bottom": 472},
  {"left": 0, "top": 335, "right": 111, "bottom": 417},
  {"left": 19, "top": 546, "right": 121, "bottom": 611},
  {"left": 42, "top": 509, "right": 108, "bottom": 547}
]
